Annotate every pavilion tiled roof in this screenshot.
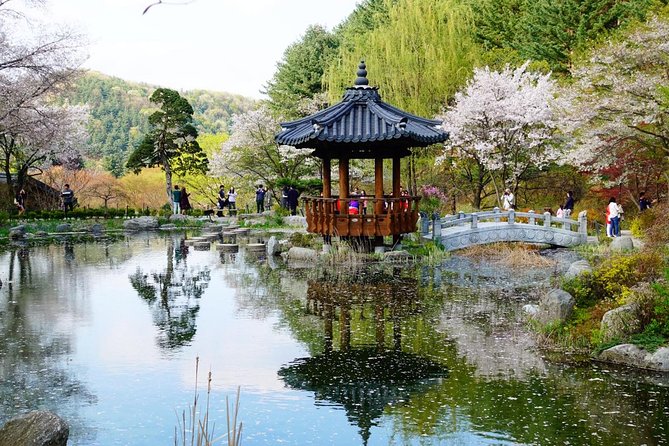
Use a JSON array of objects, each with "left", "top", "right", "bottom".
[{"left": 275, "top": 62, "right": 449, "bottom": 159}]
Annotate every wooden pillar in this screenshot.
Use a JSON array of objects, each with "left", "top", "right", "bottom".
[
  {"left": 322, "top": 158, "right": 331, "bottom": 198},
  {"left": 374, "top": 158, "right": 384, "bottom": 214},
  {"left": 392, "top": 157, "right": 402, "bottom": 245},
  {"left": 392, "top": 156, "right": 401, "bottom": 198},
  {"left": 339, "top": 157, "right": 349, "bottom": 212}
]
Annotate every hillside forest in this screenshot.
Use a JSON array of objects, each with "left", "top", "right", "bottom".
[{"left": 2, "top": 0, "right": 669, "bottom": 218}]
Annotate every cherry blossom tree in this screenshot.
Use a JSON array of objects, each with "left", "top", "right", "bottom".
[
  {"left": 0, "top": 0, "right": 87, "bottom": 196},
  {"left": 210, "top": 106, "right": 317, "bottom": 195},
  {"left": 1, "top": 103, "right": 88, "bottom": 195},
  {"left": 438, "top": 62, "right": 562, "bottom": 209},
  {"left": 560, "top": 16, "right": 669, "bottom": 204}
]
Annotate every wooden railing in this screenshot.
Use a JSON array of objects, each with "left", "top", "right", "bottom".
[{"left": 302, "top": 195, "right": 421, "bottom": 237}]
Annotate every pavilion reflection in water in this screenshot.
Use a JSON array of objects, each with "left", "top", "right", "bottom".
[{"left": 278, "top": 271, "right": 448, "bottom": 445}]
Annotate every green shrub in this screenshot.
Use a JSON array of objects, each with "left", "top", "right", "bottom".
[{"left": 562, "top": 251, "right": 664, "bottom": 307}]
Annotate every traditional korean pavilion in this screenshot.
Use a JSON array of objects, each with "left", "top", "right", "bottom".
[{"left": 275, "top": 61, "right": 449, "bottom": 245}]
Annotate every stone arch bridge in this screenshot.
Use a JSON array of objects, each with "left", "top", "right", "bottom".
[{"left": 425, "top": 209, "right": 588, "bottom": 252}]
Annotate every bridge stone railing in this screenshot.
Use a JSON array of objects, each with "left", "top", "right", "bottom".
[{"left": 425, "top": 207, "right": 587, "bottom": 251}]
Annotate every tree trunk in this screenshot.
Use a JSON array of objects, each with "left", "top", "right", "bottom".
[{"left": 163, "top": 157, "right": 173, "bottom": 206}]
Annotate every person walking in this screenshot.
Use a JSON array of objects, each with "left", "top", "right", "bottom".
[
  {"left": 607, "top": 197, "right": 620, "bottom": 237},
  {"left": 287, "top": 185, "right": 299, "bottom": 216},
  {"left": 172, "top": 185, "right": 182, "bottom": 214},
  {"left": 255, "top": 185, "right": 266, "bottom": 213},
  {"left": 564, "top": 191, "right": 575, "bottom": 218},
  {"left": 61, "top": 184, "right": 75, "bottom": 214},
  {"left": 228, "top": 187, "right": 237, "bottom": 216},
  {"left": 179, "top": 186, "right": 192, "bottom": 214}
]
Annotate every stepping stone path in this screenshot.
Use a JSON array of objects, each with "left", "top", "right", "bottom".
[
  {"left": 216, "top": 243, "right": 239, "bottom": 253},
  {"left": 246, "top": 243, "right": 266, "bottom": 252}
]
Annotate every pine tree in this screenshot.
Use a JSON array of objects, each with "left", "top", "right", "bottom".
[{"left": 126, "top": 88, "right": 208, "bottom": 205}]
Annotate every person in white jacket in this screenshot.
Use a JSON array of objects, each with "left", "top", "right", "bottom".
[
  {"left": 607, "top": 197, "right": 620, "bottom": 237},
  {"left": 502, "top": 188, "right": 515, "bottom": 211}
]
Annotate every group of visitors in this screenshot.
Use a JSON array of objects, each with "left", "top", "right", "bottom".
[
  {"left": 346, "top": 188, "right": 369, "bottom": 215},
  {"left": 171, "top": 185, "right": 192, "bottom": 215},
  {"left": 217, "top": 185, "right": 237, "bottom": 216},
  {"left": 555, "top": 191, "right": 575, "bottom": 218}
]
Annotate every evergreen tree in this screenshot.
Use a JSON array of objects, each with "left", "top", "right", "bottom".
[
  {"left": 264, "top": 25, "right": 340, "bottom": 119},
  {"left": 126, "top": 88, "right": 208, "bottom": 205}
]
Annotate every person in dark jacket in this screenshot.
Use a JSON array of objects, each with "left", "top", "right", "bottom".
[
  {"left": 179, "top": 187, "right": 192, "bottom": 214},
  {"left": 287, "top": 185, "right": 299, "bottom": 216},
  {"left": 256, "top": 185, "right": 266, "bottom": 213},
  {"left": 639, "top": 192, "right": 652, "bottom": 211},
  {"left": 564, "top": 191, "right": 575, "bottom": 217}
]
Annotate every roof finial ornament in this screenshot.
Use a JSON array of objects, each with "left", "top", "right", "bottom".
[{"left": 354, "top": 60, "right": 369, "bottom": 86}]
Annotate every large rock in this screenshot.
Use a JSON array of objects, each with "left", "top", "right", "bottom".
[
  {"left": 285, "top": 247, "right": 318, "bottom": 262},
  {"left": 537, "top": 288, "right": 574, "bottom": 325},
  {"left": 565, "top": 260, "right": 592, "bottom": 279},
  {"left": 283, "top": 216, "right": 307, "bottom": 228},
  {"left": 598, "top": 344, "right": 669, "bottom": 372},
  {"left": 169, "top": 213, "right": 188, "bottom": 222},
  {"left": 610, "top": 236, "right": 634, "bottom": 251},
  {"left": 55, "top": 224, "right": 71, "bottom": 233},
  {"left": 0, "top": 410, "right": 69, "bottom": 446},
  {"left": 601, "top": 303, "right": 641, "bottom": 340},
  {"left": 522, "top": 304, "right": 539, "bottom": 317},
  {"left": 8, "top": 225, "right": 26, "bottom": 240},
  {"left": 266, "top": 236, "right": 279, "bottom": 256},
  {"left": 123, "top": 216, "right": 159, "bottom": 231}
]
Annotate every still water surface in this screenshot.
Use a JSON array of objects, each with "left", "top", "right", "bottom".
[{"left": 0, "top": 233, "right": 668, "bottom": 445}]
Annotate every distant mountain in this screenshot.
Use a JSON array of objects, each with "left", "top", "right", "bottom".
[{"left": 63, "top": 71, "right": 257, "bottom": 176}]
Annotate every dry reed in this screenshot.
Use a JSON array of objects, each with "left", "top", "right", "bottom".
[
  {"left": 174, "top": 357, "right": 242, "bottom": 446},
  {"left": 459, "top": 243, "right": 556, "bottom": 269}
]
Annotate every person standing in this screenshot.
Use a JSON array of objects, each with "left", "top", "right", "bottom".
[
  {"left": 179, "top": 186, "right": 192, "bottom": 214},
  {"left": 228, "top": 187, "right": 237, "bottom": 216},
  {"left": 281, "top": 185, "right": 289, "bottom": 209},
  {"left": 256, "top": 185, "right": 266, "bottom": 213},
  {"left": 607, "top": 197, "right": 620, "bottom": 237},
  {"left": 502, "top": 188, "right": 514, "bottom": 211},
  {"left": 16, "top": 189, "right": 26, "bottom": 216},
  {"left": 172, "top": 185, "right": 182, "bottom": 214},
  {"left": 639, "top": 192, "right": 652, "bottom": 211},
  {"left": 556, "top": 205, "right": 565, "bottom": 219},
  {"left": 61, "top": 184, "right": 75, "bottom": 213},
  {"left": 564, "top": 191, "right": 575, "bottom": 218},
  {"left": 287, "top": 185, "right": 299, "bottom": 216}
]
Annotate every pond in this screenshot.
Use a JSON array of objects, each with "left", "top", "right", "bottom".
[{"left": 0, "top": 233, "right": 668, "bottom": 445}]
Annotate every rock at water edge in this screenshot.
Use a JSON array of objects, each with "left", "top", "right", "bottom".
[{"left": 0, "top": 410, "right": 69, "bottom": 446}]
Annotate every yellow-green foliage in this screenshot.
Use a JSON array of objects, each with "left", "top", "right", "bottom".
[
  {"left": 325, "top": 0, "right": 480, "bottom": 116},
  {"left": 562, "top": 251, "right": 664, "bottom": 307}
]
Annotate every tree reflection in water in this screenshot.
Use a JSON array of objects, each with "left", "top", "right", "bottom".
[{"left": 129, "top": 236, "right": 211, "bottom": 349}]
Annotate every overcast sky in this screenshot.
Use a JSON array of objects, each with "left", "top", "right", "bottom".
[{"left": 36, "top": 0, "right": 360, "bottom": 99}]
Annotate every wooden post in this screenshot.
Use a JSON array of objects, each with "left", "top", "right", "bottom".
[
  {"left": 374, "top": 158, "right": 384, "bottom": 215},
  {"left": 322, "top": 158, "right": 331, "bottom": 198},
  {"left": 339, "top": 157, "right": 349, "bottom": 213},
  {"left": 392, "top": 157, "right": 401, "bottom": 245},
  {"left": 392, "top": 157, "right": 401, "bottom": 198}
]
